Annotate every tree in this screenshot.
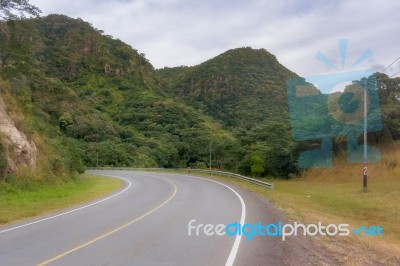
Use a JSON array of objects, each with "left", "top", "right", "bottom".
[
  {"left": 0, "top": 21, "right": 10, "bottom": 67},
  {"left": 250, "top": 154, "right": 264, "bottom": 177},
  {"left": 0, "top": 0, "right": 41, "bottom": 20},
  {"left": 0, "top": 0, "right": 41, "bottom": 67},
  {"left": 376, "top": 73, "right": 400, "bottom": 140},
  {"left": 59, "top": 112, "right": 74, "bottom": 132}
]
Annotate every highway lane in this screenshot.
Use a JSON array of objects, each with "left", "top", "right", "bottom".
[{"left": 0, "top": 170, "right": 331, "bottom": 265}]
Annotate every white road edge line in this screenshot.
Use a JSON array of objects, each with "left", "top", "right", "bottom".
[
  {"left": 175, "top": 173, "right": 246, "bottom": 266},
  {"left": 0, "top": 174, "right": 132, "bottom": 235}
]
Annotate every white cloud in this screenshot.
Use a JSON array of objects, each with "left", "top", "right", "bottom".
[{"left": 30, "top": 0, "right": 400, "bottom": 77}]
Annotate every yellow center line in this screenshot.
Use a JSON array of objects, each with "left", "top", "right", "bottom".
[{"left": 37, "top": 182, "right": 178, "bottom": 266}]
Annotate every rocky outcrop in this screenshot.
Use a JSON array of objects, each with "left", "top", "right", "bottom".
[{"left": 0, "top": 95, "right": 37, "bottom": 173}]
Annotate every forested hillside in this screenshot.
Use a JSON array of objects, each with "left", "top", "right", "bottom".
[
  {"left": 0, "top": 15, "right": 237, "bottom": 179},
  {"left": 159, "top": 52, "right": 400, "bottom": 176},
  {"left": 159, "top": 47, "right": 298, "bottom": 128},
  {"left": 1, "top": 14, "right": 400, "bottom": 181},
  {"left": 158, "top": 48, "right": 303, "bottom": 177}
]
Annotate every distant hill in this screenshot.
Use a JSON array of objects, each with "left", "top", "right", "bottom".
[{"left": 158, "top": 47, "right": 298, "bottom": 128}]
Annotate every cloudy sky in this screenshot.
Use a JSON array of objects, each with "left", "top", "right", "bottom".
[{"left": 30, "top": 0, "right": 400, "bottom": 77}]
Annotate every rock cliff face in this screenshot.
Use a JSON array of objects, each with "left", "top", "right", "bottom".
[{"left": 0, "top": 95, "right": 37, "bottom": 173}]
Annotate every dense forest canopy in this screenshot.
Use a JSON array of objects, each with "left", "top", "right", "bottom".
[{"left": 1, "top": 11, "right": 399, "bottom": 180}]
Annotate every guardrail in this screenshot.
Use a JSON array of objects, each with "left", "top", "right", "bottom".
[{"left": 87, "top": 167, "right": 274, "bottom": 189}]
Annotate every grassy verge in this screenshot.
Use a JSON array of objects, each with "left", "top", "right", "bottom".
[
  {"left": 0, "top": 174, "right": 123, "bottom": 225},
  {"left": 188, "top": 143, "right": 400, "bottom": 265},
  {"left": 197, "top": 173, "right": 399, "bottom": 264}
]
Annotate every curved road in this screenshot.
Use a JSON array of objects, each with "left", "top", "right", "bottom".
[{"left": 0, "top": 170, "right": 331, "bottom": 265}]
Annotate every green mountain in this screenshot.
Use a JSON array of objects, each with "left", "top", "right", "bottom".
[
  {"left": 0, "top": 15, "right": 236, "bottom": 181},
  {"left": 1, "top": 14, "right": 399, "bottom": 181},
  {"left": 158, "top": 47, "right": 298, "bottom": 128},
  {"left": 158, "top": 48, "right": 301, "bottom": 176}
]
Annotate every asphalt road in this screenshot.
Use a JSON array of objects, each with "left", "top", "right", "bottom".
[{"left": 0, "top": 170, "right": 333, "bottom": 265}]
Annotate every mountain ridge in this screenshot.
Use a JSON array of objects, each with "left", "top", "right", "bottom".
[
  {"left": 1, "top": 14, "right": 399, "bottom": 180},
  {"left": 158, "top": 47, "right": 298, "bottom": 128}
]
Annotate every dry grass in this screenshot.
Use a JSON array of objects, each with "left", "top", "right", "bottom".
[
  {"left": 284, "top": 142, "right": 400, "bottom": 265},
  {"left": 196, "top": 142, "right": 400, "bottom": 265}
]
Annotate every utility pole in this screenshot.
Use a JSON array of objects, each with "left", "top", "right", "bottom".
[
  {"left": 363, "top": 85, "right": 368, "bottom": 192},
  {"left": 209, "top": 142, "right": 212, "bottom": 170}
]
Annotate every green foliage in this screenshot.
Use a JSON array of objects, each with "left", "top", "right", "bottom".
[
  {"left": 250, "top": 154, "right": 264, "bottom": 177},
  {"left": 158, "top": 47, "right": 297, "bottom": 128},
  {"left": 0, "top": 174, "right": 121, "bottom": 224},
  {"left": 158, "top": 48, "right": 303, "bottom": 177},
  {"left": 64, "top": 139, "right": 86, "bottom": 174},
  {"left": 4, "top": 13, "right": 400, "bottom": 182},
  {"left": 0, "top": 19, "right": 40, "bottom": 68},
  {"left": 248, "top": 122, "right": 300, "bottom": 178},
  {"left": 190, "top": 161, "right": 207, "bottom": 169},
  {"left": 376, "top": 73, "right": 400, "bottom": 140},
  {"left": 59, "top": 112, "right": 74, "bottom": 132}
]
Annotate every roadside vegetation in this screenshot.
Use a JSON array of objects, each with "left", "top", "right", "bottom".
[
  {"left": 202, "top": 141, "right": 400, "bottom": 265},
  {"left": 0, "top": 174, "right": 122, "bottom": 224}
]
